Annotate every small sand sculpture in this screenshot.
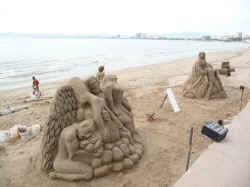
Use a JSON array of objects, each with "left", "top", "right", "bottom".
[
  {"left": 102, "top": 75, "right": 135, "bottom": 134},
  {"left": 39, "top": 76, "right": 144, "bottom": 181},
  {"left": 219, "top": 61, "right": 235, "bottom": 76},
  {"left": 96, "top": 65, "right": 105, "bottom": 87},
  {"left": 183, "top": 52, "right": 227, "bottom": 99}
]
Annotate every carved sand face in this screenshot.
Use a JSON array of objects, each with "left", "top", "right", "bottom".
[
  {"left": 104, "top": 75, "right": 117, "bottom": 83},
  {"left": 98, "top": 65, "right": 104, "bottom": 72},
  {"left": 199, "top": 52, "right": 206, "bottom": 60},
  {"left": 87, "top": 77, "right": 102, "bottom": 95},
  {"left": 198, "top": 52, "right": 207, "bottom": 67},
  {"left": 77, "top": 119, "right": 95, "bottom": 140},
  {"left": 102, "top": 109, "right": 111, "bottom": 121},
  {"left": 110, "top": 75, "right": 118, "bottom": 82}
]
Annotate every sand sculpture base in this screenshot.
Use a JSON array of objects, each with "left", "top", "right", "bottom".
[{"left": 50, "top": 133, "right": 144, "bottom": 180}]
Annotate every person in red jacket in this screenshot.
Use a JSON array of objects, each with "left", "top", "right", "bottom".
[
  {"left": 32, "top": 76, "right": 39, "bottom": 89},
  {"left": 32, "top": 76, "right": 40, "bottom": 96}
]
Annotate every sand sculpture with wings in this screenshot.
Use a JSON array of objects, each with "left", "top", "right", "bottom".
[{"left": 39, "top": 75, "right": 144, "bottom": 181}]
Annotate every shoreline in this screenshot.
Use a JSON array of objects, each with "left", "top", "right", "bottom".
[{"left": 0, "top": 47, "right": 249, "bottom": 94}]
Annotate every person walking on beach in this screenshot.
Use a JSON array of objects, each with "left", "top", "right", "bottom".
[
  {"left": 32, "top": 76, "right": 39, "bottom": 90},
  {"left": 32, "top": 76, "right": 41, "bottom": 97}
]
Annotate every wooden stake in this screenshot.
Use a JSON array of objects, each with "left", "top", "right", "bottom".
[
  {"left": 240, "top": 86, "right": 245, "bottom": 111},
  {"left": 186, "top": 127, "right": 193, "bottom": 172},
  {"left": 159, "top": 95, "right": 168, "bottom": 109}
]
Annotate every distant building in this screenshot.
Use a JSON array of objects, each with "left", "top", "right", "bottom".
[
  {"left": 243, "top": 34, "right": 250, "bottom": 40},
  {"left": 236, "top": 32, "right": 243, "bottom": 41},
  {"left": 144, "top": 34, "right": 161, "bottom": 39},
  {"left": 220, "top": 32, "right": 243, "bottom": 41},
  {"left": 202, "top": 35, "right": 211, "bottom": 40},
  {"left": 135, "top": 33, "right": 147, "bottom": 39}
]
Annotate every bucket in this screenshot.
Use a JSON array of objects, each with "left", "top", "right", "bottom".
[
  {"left": 31, "top": 124, "right": 41, "bottom": 135},
  {"left": 27, "top": 124, "right": 41, "bottom": 136},
  {"left": 0, "top": 131, "right": 9, "bottom": 142}
]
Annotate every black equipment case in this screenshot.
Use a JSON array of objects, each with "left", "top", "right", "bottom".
[{"left": 201, "top": 121, "right": 228, "bottom": 142}]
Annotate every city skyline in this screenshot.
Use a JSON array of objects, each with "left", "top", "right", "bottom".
[{"left": 0, "top": 31, "right": 249, "bottom": 39}]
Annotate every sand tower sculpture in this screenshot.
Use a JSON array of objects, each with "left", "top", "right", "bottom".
[
  {"left": 183, "top": 52, "right": 227, "bottom": 100},
  {"left": 40, "top": 75, "right": 144, "bottom": 181}
]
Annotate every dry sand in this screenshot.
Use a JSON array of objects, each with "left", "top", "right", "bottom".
[{"left": 0, "top": 48, "right": 250, "bottom": 187}]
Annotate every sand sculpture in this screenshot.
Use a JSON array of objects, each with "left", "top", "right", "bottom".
[
  {"left": 96, "top": 65, "right": 105, "bottom": 82},
  {"left": 183, "top": 52, "right": 227, "bottom": 99},
  {"left": 39, "top": 76, "right": 144, "bottom": 181},
  {"left": 219, "top": 61, "right": 235, "bottom": 76}
]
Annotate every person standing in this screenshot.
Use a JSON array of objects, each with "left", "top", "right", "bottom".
[
  {"left": 32, "top": 76, "right": 40, "bottom": 97},
  {"left": 32, "top": 76, "right": 39, "bottom": 90}
]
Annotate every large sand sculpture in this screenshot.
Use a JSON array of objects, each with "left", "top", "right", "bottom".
[
  {"left": 183, "top": 52, "right": 227, "bottom": 99},
  {"left": 38, "top": 75, "right": 144, "bottom": 181}
]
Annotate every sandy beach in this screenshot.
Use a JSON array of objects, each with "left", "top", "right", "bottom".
[{"left": 0, "top": 48, "right": 250, "bottom": 187}]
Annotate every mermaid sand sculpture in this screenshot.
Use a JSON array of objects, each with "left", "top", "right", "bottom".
[
  {"left": 183, "top": 52, "right": 227, "bottom": 99},
  {"left": 39, "top": 75, "right": 144, "bottom": 181}
]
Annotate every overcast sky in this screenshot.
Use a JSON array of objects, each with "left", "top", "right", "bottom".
[{"left": 0, "top": 0, "right": 249, "bottom": 35}]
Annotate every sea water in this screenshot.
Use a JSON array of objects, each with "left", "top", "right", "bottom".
[{"left": 0, "top": 38, "right": 249, "bottom": 90}]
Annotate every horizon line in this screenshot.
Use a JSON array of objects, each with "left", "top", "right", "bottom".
[{"left": 0, "top": 32, "right": 247, "bottom": 36}]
